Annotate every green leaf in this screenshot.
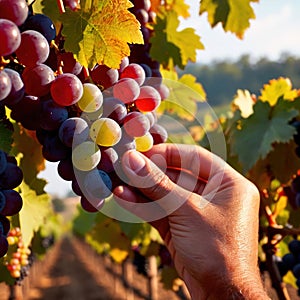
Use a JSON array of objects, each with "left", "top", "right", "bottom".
[
  {"left": 60, "top": 0, "right": 143, "bottom": 69},
  {"left": 72, "top": 206, "right": 98, "bottom": 236},
  {"left": 150, "top": 11, "right": 203, "bottom": 69},
  {"left": 0, "top": 112, "right": 13, "bottom": 153},
  {"left": 19, "top": 182, "right": 51, "bottom": 248},
  {"left": 229, "top": 99, "right": 299, "bottom": 172},
  {"left": 199, "top": 0, "right": 255, "bottom": 38}
]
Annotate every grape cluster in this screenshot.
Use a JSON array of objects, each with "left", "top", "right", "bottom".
[
  {"left": 277, "top": 239, "right": 300, "bottom": 295},
  {"left": 0, "top": 150, "right": 23, "bottom": 257},
  {"left": 0, "top": 0, "right": 169, "bottom": 213},
  {"left": 4, "top": 227, "right": 32, "bottom": 281}
]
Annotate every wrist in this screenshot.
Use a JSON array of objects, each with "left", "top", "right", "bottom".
[{"left": 187, "top": 272, "right": 270, "bottom": 300}]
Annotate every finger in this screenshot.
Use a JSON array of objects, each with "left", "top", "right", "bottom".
[
  {"left": 166, "top": 168, "right": 206, "bottom": 195},
  {"left": 121, "top": 150, "right": 204, "bottom": 215},
  {"left": 113, "top": 185, "right": 170, "bottom": 239},
  {"left": 144, "top": 143, "right": 226, "bottom": 181}
]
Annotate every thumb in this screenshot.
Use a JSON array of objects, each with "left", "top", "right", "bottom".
[{"left": 121, "top": 150, "right": 191, "bottom": 213}]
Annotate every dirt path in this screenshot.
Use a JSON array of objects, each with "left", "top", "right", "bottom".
[{"left": 25, "top": 237, "right": 183, "bottom": 300}]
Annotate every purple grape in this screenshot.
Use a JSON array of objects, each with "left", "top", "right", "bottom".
[
  {"left": 58, "top": 117, "right": 89, "bottom": 147},
  {"left": 0, "top": 235, "right": 9, "bottom": 258},
  {"left": 0, "top": 150, "right": 8, "bottom": 175},
  {"left": 42, "top": 135, "right": 70, "bottom": 162},
  {"left": 40, "top": 99, "right": 69, "bottom": 131},
  {"left": 102, "top": 97, "right": 127, "bottom": 123},
  {"left": 0, "top": 191, "right": 6, "bottom": 212},
  {"left": 57, "top": 157, "right": 75, "bottom": 181},
  {"left": 0, "top": 215, "right": 10, "bottom": 236},
  {"left": 0, "top": 162, "right": 23, "bottom": 190},
  {"left": 0, "top": 70, "right": 12, "bottom": 102},
  {"left": 0, "top": 189, "right": 23, "bottom": 216},
  {"left": 2, "top": 68, "right": 25, "bottom": 106},
  {"left": 97, "top": 147, "right": 118, "bottom": 173}
]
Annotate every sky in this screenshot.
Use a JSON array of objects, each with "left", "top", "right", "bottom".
[
  {"left": 182, "top": 0, "right": 300, "bottom": 63},
  {"left": 39, "top": 0, "right": 300, "bottom": 198}
]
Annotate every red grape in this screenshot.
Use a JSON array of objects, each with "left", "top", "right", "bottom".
[
  {"left": 135, "top": 85, "right": 161, "bottom": 112},
  {"left": 0, "top": 19, "right": 21, "bottom": 56}
]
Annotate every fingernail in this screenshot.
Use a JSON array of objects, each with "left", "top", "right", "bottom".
[{"left": 126, "top": 151, "right": 146, "bottom": 174}]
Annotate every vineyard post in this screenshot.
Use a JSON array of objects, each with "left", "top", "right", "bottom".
[{"left": 147, "top": 255, "right": 158, "bottom": 300}]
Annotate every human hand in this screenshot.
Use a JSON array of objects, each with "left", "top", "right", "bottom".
[{"left": 113, "top": 143, "right": 270, "bottom": 300}]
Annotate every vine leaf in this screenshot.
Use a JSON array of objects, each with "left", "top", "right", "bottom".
[
  {"left": 39, "top": 0, "right": 143, "bottom": 69},
  {"left": 62, "top": 0, "right": 143, "bottom": 69},
  {"left": 158, "top": 70, "right": 206, "bottom": 121},
  {"left": 0, "top": 115, "right": 13, "bottom": 153},
  {"left": 199, "top": 0, "right": 255, "bottom": 38},
  {"left": 259, "top": 77, "right": 299, "bottom": 106},
  {"left": 150, "top": 11, "right": 203, "bottom": 69},
  {"left": 232, "top": 89, "right": 255, "bottom": 118},
  {"left": 229, "top": 99, "right": 300, "bottom": 172},
  {"left": 90, "top": 219, "right": 131, "bottom": 263},
  {"left": 19, "top": 182, "right": 51, "bottom": 248},
  {"left": 11, "top": 125, "right": 46, "bottom": 194}
]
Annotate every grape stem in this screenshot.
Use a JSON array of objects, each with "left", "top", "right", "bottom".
[{"left": 57, "top": 0, "right": 66, "bottom": 14}]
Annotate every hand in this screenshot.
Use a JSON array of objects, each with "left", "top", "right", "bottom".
[{"left": 113, "top": 144, "right": 270, "bottom": 300}]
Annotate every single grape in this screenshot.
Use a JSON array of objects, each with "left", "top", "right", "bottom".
[
  {"left": 113, "top": 78, "right": 140, "bottom": 104},
  {"left": 90, "top": 64, "right": 119, "bottom": 89},
  {"left": 0, "top": 235, "right": 9, "bottom": 258},
  {"left": 90, "top": 118, "right": 122, "bottom": 147},
  {"left": 40, "top": 99, "right": 69, "bottom": 131},
  {"left": 22, "top": 64, "right": 55, "bottom": 97},
  {"left": 0, "top": 190, "right": 23, "bottom": 216},
  {"left": 80, "top": 168, "right": 112, "bottom": 200},
  {"left": 58, "top": 52, "right": 82, "bottom": 75},
  {"left": 64, "top": 0, "right": 81, "bottom": 11},
  {"left": 97, "top": 147, "right": 118, "bottom": 174},
  {"left": 0, "top": 150, "right": 7, "bottom": 175},
  {"left": 131, "top": 0, "right": 151, "bottom": 11},
  {"left": 0, "top": 70, "right": 12, "bottom": 102},
  {"left": 77, "top": 83, "right": 103, "bottom": 113},
  {"left": 289, "top": 240, "right": 300, "bottom": 255},
  {"left": 123, "top": 111, "right": 150, "bottom": 137},
  {"left": 293, "top": 264, "right": 300, "bottom": 278},
  {"left": 16, "top": 30, "right": 50, "bottom": 67},
  {"left": 72, "top": 178, "right": 83, "bottom": 196},
  {"left": 120, "top": 63, "right": 146, "bottom": 86},
  {"left": 118, "top": 57, "right": 129, "bottom": 74},
  {"left": 150, "top": 123, "right": 168, "bottom": 144},
  {"left": 80, "top": 196, "right": 104, "bottom": 213},
  {"left": 72, "top": 141, "right": 101, "bottom": 171},
  {"left": 0, "top": 215, "right": 10, "bottom": 236},
  {"left": 20, "top": 13, "right": 56, "bottom": 43},
  {"left": 140, "top": 63, "right": 152, "bottom": 77},
  {"left": 0, "top": 162, "right": 23, "bottom": 190},
  {"left": 282, "top": 253, "right": 297, "bottom": 270},
  {"left": 102, "top": 97, "right": 127, "bottom": 123},
  {"left": 154, "top": 83, "right": 170, "bottom": 100},
  {"left": 0, "top": 19, "right": 21, "bottom": 56},
  {"left": 10, "top": 95, "right": 41, "bottom": 130},
  {"left": 0, "top": 0, "right": 29, "bottom": 26},
  {"left": 135, "top": 132, "right": 153, "bottom": 152},
  {"left": 135, "top": 85, "right": 161, "bottom": 112},
  {"left": 58, "top": 117, "right": 89, "bottom": 147},
  {"left": 57, "top": 157, "right": 75, "bottom": 181},
  {"left": 2, "top": 68, "right": 25, "bottom": 106},
  {"left": 114, "top": 130, "right": 136, "bottom": 155},
  {"left": 135, "top": 9, "right": 149, "bottom": 25},
  {"left": 51, "top": 73, "right": 83, "bottom": 106},
  {"left": 42, "top": 135, "right": 70, "bottom": 162}
]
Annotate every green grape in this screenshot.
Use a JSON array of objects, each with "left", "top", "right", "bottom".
[
  {"left": 135, "top": 132, "right": 153, "bottom": 152},
  {"left": 77, "top": 83, "right": 103, "bottom": 113},
  {"left": 90, "top": 118, "right": 122, "bottom": 147},
  {"left": 72, "top": 141, "right": 101, "bottom": 171}
]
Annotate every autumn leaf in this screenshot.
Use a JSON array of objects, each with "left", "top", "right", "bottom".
[
  {"left": 232, "top": 89, "right": 255, "bottom": 118},
  {"left": 259, "top": 77, "right": 299, "bottom": 106},
  {"left": 199, "top": 0, "right": 255, "bottom": 38}
]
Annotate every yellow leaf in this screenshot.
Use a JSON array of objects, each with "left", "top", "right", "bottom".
[
  {"left": 259, "top": 77, "right": 298, "bottom": 106},
  {"left": 232, "top": 89, "right": 255, "bottom": 118},
  {"left": 62, "top": 0, "right": 143, "bottom": 69}
]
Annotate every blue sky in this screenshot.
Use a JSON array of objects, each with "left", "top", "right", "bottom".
[
  {"left": 39, "top": 0, "right": 300, "bottom": 198},
  {"left": 182, "top": 0, "right": 300, "bottom": 63}
]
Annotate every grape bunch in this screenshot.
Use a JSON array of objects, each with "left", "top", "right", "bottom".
[
  {"left": 4, "top": 227, "right": 32, "bottom": 281},
  {"left": 0, "top": 0, "right": 169, "bottom": 213},
  {"left": 0, "top": 150, "right": 24, "bottom": 257},
  {"left": 276, "top": 239, "right": 300, "bottom": 295}
]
